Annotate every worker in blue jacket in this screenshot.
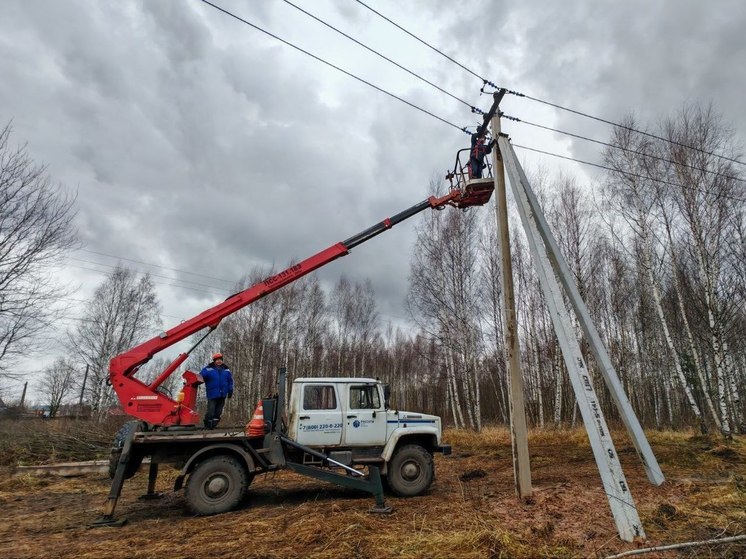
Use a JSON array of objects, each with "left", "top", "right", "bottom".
[
  {"left": 468, "top": 132, "right": 493, "bottom": 179},
  {"left": 200, "top": 353, "right": 234, "bottom": 429}
]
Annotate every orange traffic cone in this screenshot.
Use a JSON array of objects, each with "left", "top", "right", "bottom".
[{"left": 246, "top": 399, "right": 265, "bottom": 437}]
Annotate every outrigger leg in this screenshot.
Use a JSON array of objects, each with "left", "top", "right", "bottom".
[
  {"left": 90, "top": 427, "right": 136, "bottom": 527},
  {"left": 139, "top": 462, "right": 163, "bottom": 500}
]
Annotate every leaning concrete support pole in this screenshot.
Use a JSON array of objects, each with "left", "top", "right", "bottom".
[
  {"left": 498, "top": 136, "right": 664, "bottom": 488},
  {"left": 500, "top": 137, "right": 644, "bottom": 541}
]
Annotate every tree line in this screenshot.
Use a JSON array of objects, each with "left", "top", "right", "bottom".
[{"left": 2, "top": 105, "right": 744, "bottom": 436}]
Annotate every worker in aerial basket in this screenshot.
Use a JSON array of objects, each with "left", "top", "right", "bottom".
[
  {"left": 468, "top": 132, "right": 493, "bottom": 179},
  {"left": 200, "top": 353, "right": 234, "bottom": 429}
]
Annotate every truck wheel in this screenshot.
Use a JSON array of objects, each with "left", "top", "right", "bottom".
[
  {"left": 108, "top": 420, "right": 144, "bottom": 479},
  {"left": 387, "top": 444, "right": 434, "bottom": 497},
  {"left": 185, "top": 456, "right": 248, "bottom": 515}
]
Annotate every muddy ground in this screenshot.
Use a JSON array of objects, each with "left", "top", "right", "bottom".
[{"left": 0, "top": 428, "right": 743, "bottom": 558}]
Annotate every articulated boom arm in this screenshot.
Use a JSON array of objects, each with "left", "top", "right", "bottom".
[{"left": 109, "top": 186, "right": 491, "bottom": 426}]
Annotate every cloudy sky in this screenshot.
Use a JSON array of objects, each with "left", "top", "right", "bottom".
[{"left": 2, "top": 0, "right": 744, "bottom": 397}]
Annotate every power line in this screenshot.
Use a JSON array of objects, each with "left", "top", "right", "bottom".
[
  {"left": 58, "top": 295, "right": 186, "bottom": 322},
  {"left": 504, "top": 115, "right": 745, "bottom": 184},
  {"left": 281, "top": 0, "right": 484, "bottom": 115},
  {"left": 215, "top": 0, "right": 742, "bottom": 181},
  {"left": 70, "top": 256, "right": 423, "bottom": 332},
  {"left": 500, "top": 88, "right": 746, "bottom": 168},
  {"left": 353, "top": 0, "right": 486, "bottom": 82},
  {"left": 69, "top": 253, "right": 425, "bottom": 333},
  {"left": 512, "top": 143, "right": 746, "bottom": 203},
  {"left": 72, "top": 3, "right": 745, "bottom": 319},
  {"left": 68, "top": 256, "right": 231, "bottom": 292},
  {"left": 65, "top": 267, "right": 423, "bottom": 334},
  {"left": 351, "top": 0, "right": 745, "bottom": 167},
  {"left": 199, "top": 0, "right": 465, "bottom": 132},
  {"left": 78, "top": 248, "right": 234, "bottom": 284},
  {"left": 67, "top": 263, "right": 228, "bottom": 298}
]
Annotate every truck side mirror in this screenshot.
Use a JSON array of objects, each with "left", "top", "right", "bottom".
[{"left": 383, "top": 384, "right": 391, "bottom": 410}]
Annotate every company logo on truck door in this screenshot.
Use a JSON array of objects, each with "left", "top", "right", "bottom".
[{"left": 351, "top": 419, "right": 375, "bottom": 428}]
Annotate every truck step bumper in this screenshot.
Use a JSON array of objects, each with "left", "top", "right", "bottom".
[{"left": 436, "top": 444, "right": 452, "bottom": 456}]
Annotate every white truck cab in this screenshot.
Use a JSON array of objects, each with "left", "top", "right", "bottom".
[{"left": 287, "top": 377, "right": 451, "bottom": 497}]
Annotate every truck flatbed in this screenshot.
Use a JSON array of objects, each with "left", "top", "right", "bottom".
[{"left": 132, "top": 428, "right": 255, "bottom": 443}]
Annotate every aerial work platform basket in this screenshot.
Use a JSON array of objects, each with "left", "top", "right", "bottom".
[{"left": 446, "top": 147, "right": 496, "bottom": 208}]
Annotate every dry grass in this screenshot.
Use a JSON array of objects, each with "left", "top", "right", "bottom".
[
  {"left": 0, "top": 418, "right": 124, "bottom": 466},
  {"left": 0, "top": 426, "right": 743, "bottom": 558}
]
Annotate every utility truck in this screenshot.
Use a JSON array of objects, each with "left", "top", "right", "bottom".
[
  {"left": 288, "top": 376, "right": 448, "bottom": 498},
  {"left": 95, "top": 181, "right": 494, "bottom": 526}
]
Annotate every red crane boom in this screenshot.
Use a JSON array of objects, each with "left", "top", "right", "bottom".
[{"left": 108, "top": 185, "right": 494, "bottom": 427}]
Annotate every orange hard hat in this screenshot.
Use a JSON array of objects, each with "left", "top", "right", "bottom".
[{"left": 212, "top": 353, "right": 223, "bottom": 360}]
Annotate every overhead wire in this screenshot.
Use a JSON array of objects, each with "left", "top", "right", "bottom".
[
  {"left": 503, "top": 114, "right": 746, "bottom": 184},
  {"left": 280, "top": 0, "right": 484, "bottom": 115},
  {"left": 351, "top": 0, "right": 745, "bottom": 167},
  {"left": 29, "top": 0, "right": 737, "bottom": 374},
  {"left": 353, "top": 0, "right": 486, "bottom": 82},
  {"left": 48, "top": 2, "right": 743, "bottom": 331},
  {"left": 498, "top": 86, "right": 746, "bottom": 167},
  {"left": 58, "top": 295, "right": 186, "bottom": 322},
  {"left": 77, "top": 1, "right": 744, "bottom": 275},
  {"left": 64, "top": 267, "right": 423, "bottom": 337},
  {"left": 274, "top": 0, "right": 746, "bottom": 195},
  {"left": 282, "top": 0, "right": 746, "bottom": 188},
  {"left": 67, "top": 256, "right": 424, "bottom": 334},
  {"left": 274, "top": 0, "right": 743, "bottom": 200},
  {"left": 199, "top": 0, "right": 465, "bottom": 132},
  {"left": 511, "top": 144, "right": 746, "bottom": 203},
  {"left": 77, "top": 248, "right": 234, "bottom": 284},
  {"left": 68, "top": 256, "right": 231, "bottom": 293},
  {"left": 67, "top": 263, "right": 229, "bottom": 298}
]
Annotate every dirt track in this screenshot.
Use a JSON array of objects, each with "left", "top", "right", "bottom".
[{"left": 0, "top": 428, "right": 744, "bottom": 558}]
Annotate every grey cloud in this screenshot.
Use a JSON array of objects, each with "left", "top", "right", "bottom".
[
  {"left": 505, "top": 2, "right": 743, "bottom": 164},
  {"left": 2, "top": 0, "right": 744, "bottom": 378}
]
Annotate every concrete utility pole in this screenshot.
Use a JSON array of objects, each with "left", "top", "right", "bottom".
[
  {"left": 491, "top": 108, "right": 532, "bottom": 499},
  {"left": 78, "top": 364, "right": 89, "bottom": 418},
  {"left": 19, "top": 381, "right": 28, "bottom": 410}
]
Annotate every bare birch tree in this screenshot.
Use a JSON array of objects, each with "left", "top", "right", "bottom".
[
  {"left": 662, "top": 104, "right": 745, "bottom": 435},
  {"left": 0, "top": 123, "right": 77, "bottom": 376},
  {"left": 330, "top": 275, "right": 355, "bottom": 375},
  {"left": 408, "top": 188, "right": 484, "bottom": 430},
  {"left": 68, "top": 265, "right": 161, "bottom": 417},
  {"left": 604, "top": 117, "right": 707, "bottom": 432},
  {"left": 479, "top": 218, "right": 509, "bottom": 423},
  {"left": 37, "top": 357, "right": 76, "bottom": 418},
  {"left": 350, "top": 279, "right": 379, "bottom": 376}
]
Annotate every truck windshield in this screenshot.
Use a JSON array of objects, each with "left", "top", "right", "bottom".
[{"left": 350, "top": 385, "right": 381, "bottom": 409}]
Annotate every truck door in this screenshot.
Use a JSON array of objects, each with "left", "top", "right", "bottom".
[
  {"left": 295, "top": 383, "right": 343, "bottom": 447},
  {"left": 344, "top": 384, "right": 387, "bottom": 447}
]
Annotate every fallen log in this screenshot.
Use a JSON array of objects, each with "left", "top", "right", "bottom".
[{"left": 12, "top": 458, "right": 150, "bottom": 477}]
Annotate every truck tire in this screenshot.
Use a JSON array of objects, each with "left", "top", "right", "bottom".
[
  {"left": 108, "top": 420, "right": 144, "bottom": 479},
  {"left": 387, "top": 444, "right": 434, "bottom": 497},
  {"left": 185, "top": 455, "right": 249, "bottom": 515}
]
